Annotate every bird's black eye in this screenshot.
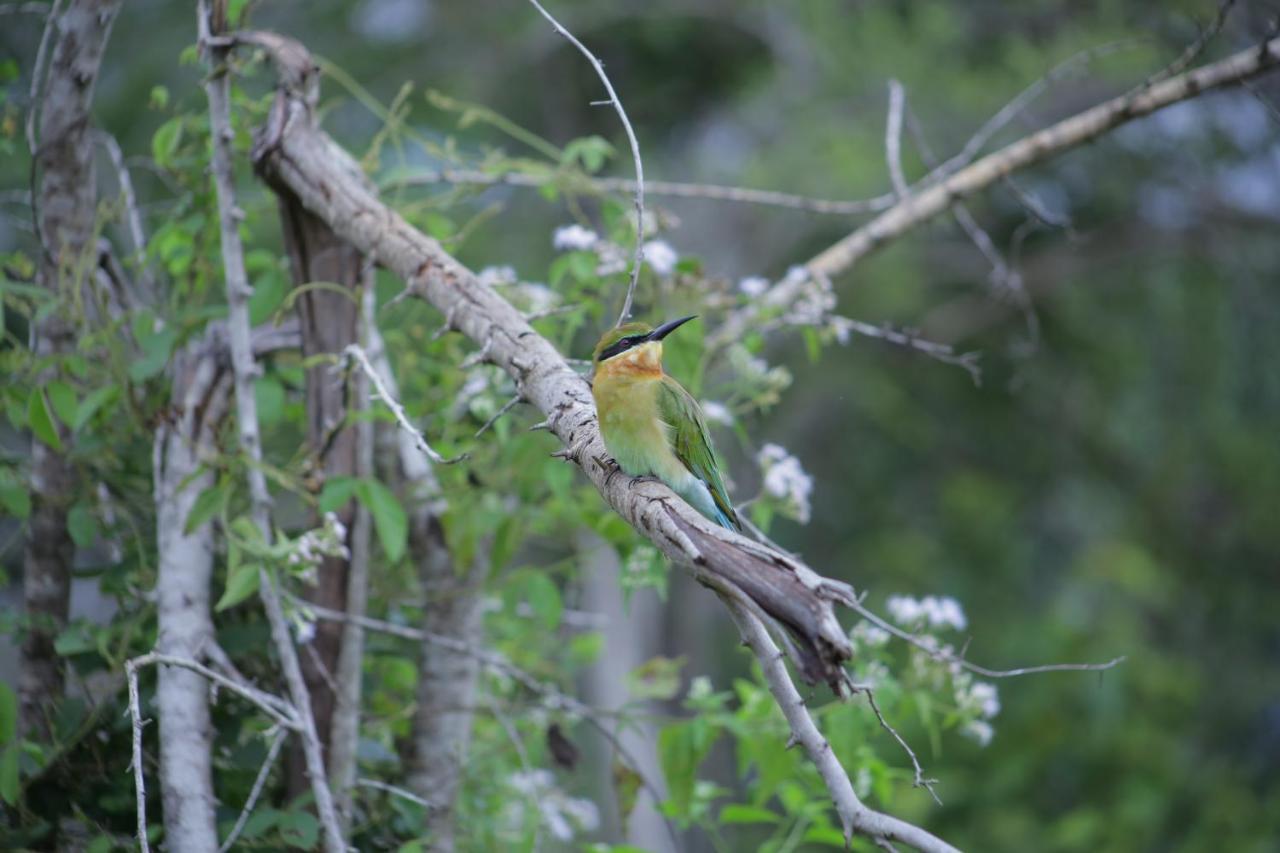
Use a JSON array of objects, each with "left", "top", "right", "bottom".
[{"left": 600, "top": 335, "right": 645, "bottom": 361}]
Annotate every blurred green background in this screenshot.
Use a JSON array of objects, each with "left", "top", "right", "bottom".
[{"left": 3, "top": 0, "right": 1279, "bottom": 850}]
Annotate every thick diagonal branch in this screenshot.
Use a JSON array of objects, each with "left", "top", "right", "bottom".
[{"left": 807, "top": 35, "right": 1280, "bottom": 280}]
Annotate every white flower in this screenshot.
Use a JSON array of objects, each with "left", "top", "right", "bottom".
[
  {"left": 594, "top": 241, "right": 627, "bottom": 276},
  {"left": 739, "top": 275, "right": 769, "bottom": 297},
  {"left": 851, "top": 621, "right": 891, "bottom": 648},
  {"left": 920, "top": 595, "right": 968, "bottom": 632},
  {"left": 552, "top": 224, "right": 598, "bottom": 251},
  {"left": 512, "top": 282, "right": 559, "bottom": 315},
  {"left": 966, "top": 681, "right": 1001, "bottom": 719},
  {"left": 642, "top": 239, "right": 679, "bottom": 276},
  {"left": 503, "top": 770, "right": 599, "bottom": 842},
  {"left": 477, "top": 265, "right": 517, "bottom": 287},
  {"left": 756, "top": 443, "right": 813, "bottom": 524},
  {"left": 961, "top": 719, "right": 994, "bottom": 747},
  {"left": 886, "top": 594, "right": 967, "bottom": 631},
  {"left": 886, "top": 595, "right": 923, "bottom": 626},
  {"left": 291, "top": 611, "right": 316, "bottom": 645},
  {"left": 701, "top": 400, "right": 734, "bottom": 426}
]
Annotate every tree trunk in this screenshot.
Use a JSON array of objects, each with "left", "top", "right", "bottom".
[
  {"left": 153, "top": 339, "right": 231, "bottom": 853},
  {"left": 22, "top": 0, "right": 122, "bottom": 739},
  {"left": 273, "top": 188, "right": 363, "bottom": 795}
]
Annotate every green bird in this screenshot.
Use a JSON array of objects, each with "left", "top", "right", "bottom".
[{"left": 591, "top": 316, "right": 741, "bottom": 531}]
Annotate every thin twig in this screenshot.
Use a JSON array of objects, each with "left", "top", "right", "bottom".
[
  {"left": 885, "top": 80, "right": 909, "bottom": 198},
  {"left": 847, "top": 599, "right": 1125, "bottom": 679},
  {"left": 474, "top": 394, "right": 524, "bottom": 438},
  {"left": 386, "top": 167, "right": 897, "bottom": 215},
  {"left": 861, "top": 687, "right": 939, "bottom": 804},
  {"left": 343, "top": 344, "right": 467, "bottom": 464},
  {"left": 218, "top": 727, "right": 288, "bottom": 853},
  {"left": 125, "top": 658, "right": 152, "bottom": 853},
  {"left": 356, "top": 777, "right": 432, "bottom": 809},
  {"left": 523, "top": 0, "right": 646, "bottom": 325}
]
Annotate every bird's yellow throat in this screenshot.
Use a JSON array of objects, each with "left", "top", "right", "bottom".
[{"left": 595, "top": 340, "right": 664, "bottom": 380}]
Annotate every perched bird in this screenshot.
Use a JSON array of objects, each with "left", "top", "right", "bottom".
[{"left": 591, "top": 316, "right": 741, "bottom": 531}]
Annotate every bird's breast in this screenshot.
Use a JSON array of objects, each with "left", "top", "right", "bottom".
[{"left": 592, "top": 375, "right": 688, "bottom": 485}]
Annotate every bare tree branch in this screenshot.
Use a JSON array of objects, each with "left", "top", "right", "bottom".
[
  {"left": 522, "top": 0, "right": 646, "bottom": 325},
  {"left": 219, "top": 728, "right": 289, "bottom": 853},
  {"left": 343, "top": 343, "right": 467, "bottom": 465},
  {"left": 386, "top": 167, "right": 897, "bottom": 216},
  {"left": 722, "top": 599, "right": 959, "bottom": 853},
  {"left": 197, "top": 4, "right": 344, "bottom": 849},
  {"left": 807, "top": 35, "right": 1280, "bottom": 280}
]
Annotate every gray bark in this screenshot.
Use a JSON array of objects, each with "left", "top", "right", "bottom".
[
  {"left": 153, "top": 339, "right": 232, "bottom": 853},
  {"left": 22, "top": 0, "right": 122, "bottom": 740}
]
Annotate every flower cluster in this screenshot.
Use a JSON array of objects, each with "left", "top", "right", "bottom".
[
  {"left": 885, "top": 594, "right": 968, "bottom": 632},
  {"left": 286, "top": 512, "right": 351, "bottom": 583},
  {"left": 756, "top": 443, "right": 814, "bottom": 524},
  {"left": 551, "top": 224, "right": 681, "bottom": 278},
  {"left": 503, "top": 769, "right": 600, "bottom": 842}
]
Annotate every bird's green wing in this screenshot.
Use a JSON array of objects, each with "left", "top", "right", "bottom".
[{"left": 656, "top": 377, "right": 741, "bottom": 531}]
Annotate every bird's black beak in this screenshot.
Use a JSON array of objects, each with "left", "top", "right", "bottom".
[{"left": 647, "top": 315, "right": 698, "bottom": 342}]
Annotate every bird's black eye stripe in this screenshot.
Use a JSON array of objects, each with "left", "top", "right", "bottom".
[{"left": 600, "top": 335, "right": 644, "bottom": 361}]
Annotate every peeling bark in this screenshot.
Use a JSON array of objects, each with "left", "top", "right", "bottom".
[{"left": 21, "top": 0, "right": 122, "bottom": 739}]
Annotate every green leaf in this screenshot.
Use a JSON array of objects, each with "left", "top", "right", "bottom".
[
  {"left": 149, "top": 85, "right": 169, "bottom": 110},
  {"left": 45, "top": 381, "right": 77, "bottom": 428},
  {"left": 612, "top": 759, "right": 642, "bottom": 825},
  {"left": 0, "top": 475, "right": 29, "bottom": 520},
  {"left": 255, "top": 377, "right": 285, "bottom": 426},
  {"left": 216, "top": 562, "right": 261, "bottom": 612},
  {"left": 0, "top": 682, "right": 16, "bottom": 744},
  {"left": 719, "top": 804, "right": 780, "bottom": 825},
  {"left": 524, "top": 573, "right": 562, "bottom": 630},
  {"left": 356, "top": 479, "right": 407, "bottom": 562},
  {"left": 129, "top": 326, "right": 177, "bottom": 382},
  {"left": 248, "top": 272, "right": 286, "bottom": 326},
  {"left": 72, "top": 385, "right": 118, "bottom": 431},
  {"left": 67, "top": 504, "right": 97, "bottom": 548},
  {"left": 627, "top": 656, "right": 685, "bottom": 701},
  {"left": 53, "top": 624, "right": 94, "bottom": 657},
  {"left": 184, "top": 480, "right": 226, "bottom": 534},
  {"left": 319, "top": 476, "right": 359, "bottom": 514},
  {"left": 27, "top": 389, "right": 62, "bottom": 451},
  {"left": 0, "top": 744, "right": 18, "bottom": 805},
  {"left": 152, "top": 117, "right": 183, "bottom": 168},
  {"left": 802, "top": 825, "right": 849, "bottom": 847},
  {"left": 278, "top": 809, "right": 319, "bottom": 849}
]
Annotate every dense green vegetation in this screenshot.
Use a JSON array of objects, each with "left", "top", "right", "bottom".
[{"left": 1, "top": 1, "right": 1277, "bottom": 850}]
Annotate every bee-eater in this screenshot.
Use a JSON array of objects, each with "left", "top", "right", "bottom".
[{"left": 591, "top": 316, "right": 741, "bottom": 532}]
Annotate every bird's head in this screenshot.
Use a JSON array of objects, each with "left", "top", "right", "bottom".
[{"left": 591, "top": 315, "right": 697, "bottom": 375}]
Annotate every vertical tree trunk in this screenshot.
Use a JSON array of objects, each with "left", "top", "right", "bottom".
[
  {"left": 274, "top": 190, "right": 363, "bottom": 795},
  {"left": 21, "top": 0, "right": 122, "bottom": 739},
  {"left": 153, "top": 341, "right": 231, "bottom": 853}
]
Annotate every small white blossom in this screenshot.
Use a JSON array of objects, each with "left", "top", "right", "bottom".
[
  {"left": 851, "top": 621, "right": 891, "bottom": 648},
  {"left": 886, "top": 595, "right": 923, "bottom": 626},
  {"left": 688, "top": 676, "right": 713, "bottom": 701},
  {"left": 477, "top": 265, "right": 517, "bottom": 287},
  {"left": 552, "top": 224, "right": 598, "bottom": 251},
  {"left": 854, "top": 766, "right": 873, "bottom": 799},
  {"left": 738, "top": 275, "right": 769, "bottom": 297},
  {"left": 503, "top": 770, "right": 600, "bottom": 842},
  {"left": 642, "top": 239, "right": 679, "bottom": 276},
  {"left": 511, "top": 282, "right": 559, "bottom": 315},
  {"left": 886, "top": 595, "right": 967, "bottom": 631},
  {"left": 594, "top": 241, "right": 627, "bottom": 276},
  {"left": 700, "top": 400, "right": 734, "bottom": 426},
  {"left": 965, "top": 681, "right": 1001, "bottom": 719},
  {"left": 624, "top": 545, "right": 657, "bottom": 574},
  {"left": 961, "top": 719, "right": 994, "bottom": 747},
  {"left": 291, "top": 610, "right": 316, "bottom": 645},
  {"left": 757, "top": 443, "right": 813, "bottom": 524}
]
